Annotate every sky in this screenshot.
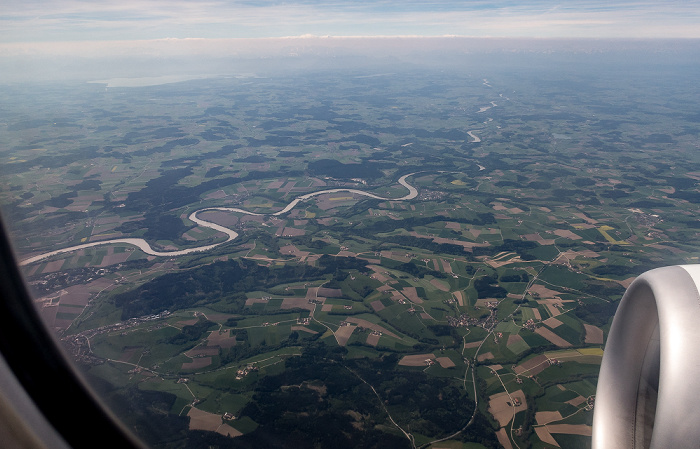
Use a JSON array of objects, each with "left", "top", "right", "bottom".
[
  {"left": 2, "top": 0, "right": 700, "bottom": 44},
  {"left": 1, "top": 1, "right": 699, "bottom": 81}
]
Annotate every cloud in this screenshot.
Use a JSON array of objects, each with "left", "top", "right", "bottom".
[
  {"left": 1, "top": 0, "right": 699, "bottom": 43},
  {"left": 1, "top": 2, "right": 698, "bottom": 82}
]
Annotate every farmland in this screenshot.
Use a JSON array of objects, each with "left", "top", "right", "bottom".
[{"left": 3, "top": 50, "right": 700, "bottom": 448}]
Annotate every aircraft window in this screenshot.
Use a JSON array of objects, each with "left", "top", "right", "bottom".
[{"left": 1, "top": 3, "right": 699, "bottom": 449}]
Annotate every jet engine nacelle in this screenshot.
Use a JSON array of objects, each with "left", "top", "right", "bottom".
[{"left": 592, "top": 265, "right": 700, "bottom": 449}]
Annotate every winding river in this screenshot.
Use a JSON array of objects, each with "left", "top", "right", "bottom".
[{"left": 20, "top": 173, "right": 418, "bottom": 266}]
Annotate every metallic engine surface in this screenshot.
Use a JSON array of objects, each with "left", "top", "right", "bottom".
[{"left": 592, "top": 265, "right": 700, "bottom": 449}]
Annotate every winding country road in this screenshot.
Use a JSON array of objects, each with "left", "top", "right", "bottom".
[{"left": 20, "top": 173, "right": 418, "bottom": 266}]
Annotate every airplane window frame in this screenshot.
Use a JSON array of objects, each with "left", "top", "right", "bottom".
[{"left": 0, "top": 214, "right": 145, "bottom": 449}]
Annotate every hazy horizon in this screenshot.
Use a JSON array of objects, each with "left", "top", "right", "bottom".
[
  {"left": 2, "top": 1, "right": 699, "bottom": 82},
  {"left": 2, "top": 36, "right": 699, "bottom": 84}
]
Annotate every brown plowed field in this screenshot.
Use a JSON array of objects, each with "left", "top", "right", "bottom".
[
  {"left": 430, "top": 278, "right": 450, "bottom": 292},
  {"left": 436, "top": 357, "right": 455, "bottom": 368},
  {"left": 547, "top": 424, "right": 592, "bottom": 436},
  {"left": 398, "top": 353, "right": 435, "bottom": 366},
  {"left": 335, "top": 325, "right": 356, "bottom": 346},
  {"left": 370, "top": 300, "right": 385, "bottom": 312},
  {"left": 488, "top": 390, "right": 526, "bottom": 427},
  {"left": 477, "top": 352, "right": 494, "bottom": 362},
  {"left": 566, "top": 395, "right": 587, "bottom": 407},
  {"left": 514, "top": 354, "right": 549, "bottom": 376},
  {"left": 535, "top": 327, "right": 572, "bottom": 347},
  {"left": 535, "top": 410, "right": 562, "bottom": 425},
  {"left": 291, "top": 326, "right": 318, "bottom": 334},
  {"left": 187, "top": 347, "right": 219, "bottom": 357},
  {"left": 534, "top": 427, "right": 560, "bottom": 447},
  {"left": 584, "top": 324, "right": 604, "bottom": 344},
  {"left": 280, "top": 297, "right": 314, "bottom": 311},
  {"left": 543, "top": 317, "right": 563, "bottom": 328},
  {"left": 345, "top": 317, "right": 399, "bottom": 338},
  {"left": 495, "top": 428, "right": 514, "bottom": 449},
  {"left": 366, "top": 334, "right": 380, "bottom": 346},
  {"left": 182, "top": 357, "right": 212, "bottom": 370},
  {"left": 318, "top": 287, "right": 342, "bottom": 297},
  {"left": 402, "top": 287, "right": 423, "bottom": 303}
]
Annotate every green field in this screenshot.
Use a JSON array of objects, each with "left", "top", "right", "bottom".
[{"left": 6, "top": 51, "right": 700, "bottom": 448}]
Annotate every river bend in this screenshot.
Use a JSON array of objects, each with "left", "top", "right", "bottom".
[{"left": 20, "top": 174, "right": 418, "bottom": 266}]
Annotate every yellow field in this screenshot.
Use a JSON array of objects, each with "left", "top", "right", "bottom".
[
  {"left": 545, "top": 349, "right": 580, "bottom": 359},
  {"left": 597, "top": 226, "right": 629, "bottom": 245}
]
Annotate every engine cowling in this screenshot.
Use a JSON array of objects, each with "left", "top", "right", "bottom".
[{"left": 592, "top": 265, "right": 700, "bottom": 449}]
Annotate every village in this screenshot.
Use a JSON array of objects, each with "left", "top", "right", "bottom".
[{"left": 63, "top": 310, "right": 172, "bottom": 365}]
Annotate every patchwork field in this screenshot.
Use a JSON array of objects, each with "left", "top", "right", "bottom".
[{"left": 7, "top": 52, "right": 699, "bottom": 449}]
